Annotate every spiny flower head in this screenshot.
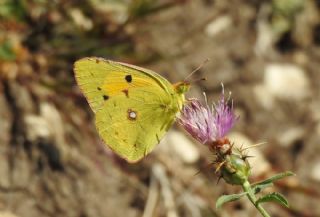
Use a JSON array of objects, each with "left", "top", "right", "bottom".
[
  {"left": 179, "top": 87, "right": 239, "bottom": 145},
  {"left": 178, "top": 99, "right": 216, "bottom": 144}
]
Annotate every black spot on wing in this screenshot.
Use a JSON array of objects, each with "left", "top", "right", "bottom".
[
  {"left": 125, "top": 75, "right": 132, "bottom": 83},
  {"left": 103, "top": 95, "right": 109, "bottom": 100},
  {"left": 97, "top": 87, "right": 102, "bottom": 91}
]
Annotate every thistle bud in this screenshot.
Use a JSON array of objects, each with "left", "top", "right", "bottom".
[{"left": 220, "top": 154, "right": 250, "bottom": 185}]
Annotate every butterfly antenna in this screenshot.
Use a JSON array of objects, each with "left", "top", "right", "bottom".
[
  {"left": 189, "top": 77, "right": 207, "bottom": 84},
  {"left": 184, "top": 58, "right": 210, "bottom": 82}
]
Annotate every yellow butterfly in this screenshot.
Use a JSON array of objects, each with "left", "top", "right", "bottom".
[{"left": 74, "top": 57, "right": 190, "bottom": 162}]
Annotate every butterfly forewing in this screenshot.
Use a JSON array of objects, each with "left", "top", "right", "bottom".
[{"left": 74, "top": 58, "right": 174, "bottom": 112}]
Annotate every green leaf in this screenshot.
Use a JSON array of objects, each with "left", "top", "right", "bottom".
[
  {"left": 216, "top": 192, "right": 248, "bottom": 209},
  {"left": 256, "top": 192, "right": 289, "bottom": 208},
  {"left": 251, "top": 171, "right": 295, "bottom": 187},
  {"left": 253, "top": 182, "right": 274, "bottom": 194},
  {"left": 129, "top": 0, "right": 155, "bottom": 18},
  {"left": 0, "top": 40, "right": 16, "bottom": 61}
]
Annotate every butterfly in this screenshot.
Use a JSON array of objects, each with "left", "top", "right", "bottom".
[{"left": 74, "top": 57, "right": 190, "bottom": 162}]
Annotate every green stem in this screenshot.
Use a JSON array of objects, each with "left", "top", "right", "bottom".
[{"left": 242, "top": 180, "right": 271, "bottom": 217}]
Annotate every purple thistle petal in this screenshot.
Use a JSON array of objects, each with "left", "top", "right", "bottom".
[
  {"left": 178, "top": 99, "right": 215, "bottom": 144},
  {"left": 179, "top": 88, "right": 239, "bottom": 145},
  {"left": 213, "top": 93, "right": 239, "bottom": 139}
]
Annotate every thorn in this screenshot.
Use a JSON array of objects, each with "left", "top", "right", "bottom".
[
  {"left": 215, "top": 161, "right": 226, "bottom": 173},
  {"left": 217, "top": 174, "right": 223, "bottom": 184},
  {"left": 242, "top": 155, "right": 255, "bottom": 160},
  {"left": 242, "top": 142, "right": 267, "bottom": 151},
  {"left": 193, "top": 162, "right": 215, "bottom": 176},
  {"left": 239, "top": 143, "right": 244, "bottom": 151}
]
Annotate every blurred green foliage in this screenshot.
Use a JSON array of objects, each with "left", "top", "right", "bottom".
[
  {"left": 0, "top": 0, "right": 26, "bottom": 20},
  {"left": 0, "top": 40, "right": 16, "bottom": 60},
  {"left": 0, "top": 0, "right": 183, "bottom": 65},
  {"left": 271, "top": 0, "right": 304, "bottom": 34},
  {"left": 129, "top": 0, "right": 158, "bottom": 19}
]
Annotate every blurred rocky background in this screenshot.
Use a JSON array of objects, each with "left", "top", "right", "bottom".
[{"left": 1, "top": 0, "right": 320, "bottom": 217}]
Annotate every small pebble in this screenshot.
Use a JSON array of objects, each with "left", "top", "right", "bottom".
[
  {"left": 253, "top": 84, "right": 275, "bottom": 110},
  {"left": 161, "top": 130, "right": 200, "bottom": 164},
  {"left": 24, "top": 115, "right": 51, "bottom": 141},
  {"left": 264, "top": 63, "right": 310, "bottom": 100},
  {"left": 310, "top": 160, "right": 320, "bottom": 182},
  {"left": 205, "top": 15, "right": 232, "bottom": 37},
  {"left": 278, "top": 127, "right": 305, "bottom": 147}
]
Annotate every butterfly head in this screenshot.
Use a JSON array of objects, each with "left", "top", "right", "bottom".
[{"left": 174, "top": 81, "right": 190, "bottom": 94}]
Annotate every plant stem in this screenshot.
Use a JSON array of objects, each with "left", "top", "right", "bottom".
[{"left": 242, "top": 180, "right": 271, "bottom": 217}]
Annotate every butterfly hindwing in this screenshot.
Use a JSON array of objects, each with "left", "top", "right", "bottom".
[{"left": 95, "top": 86, "right": 177, "bottom": 162}]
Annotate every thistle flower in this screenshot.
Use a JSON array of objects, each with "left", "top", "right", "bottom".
[
  {"left": 179, "top": 88, "right": 238, "bottom": 145},
  {"left": 179, "top": 87, "right": 294, "bottom": 217}
]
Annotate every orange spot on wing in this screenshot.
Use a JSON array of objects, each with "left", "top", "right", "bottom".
[{"left": 122, "top": 89, "right": 129, "bottom": 98}]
